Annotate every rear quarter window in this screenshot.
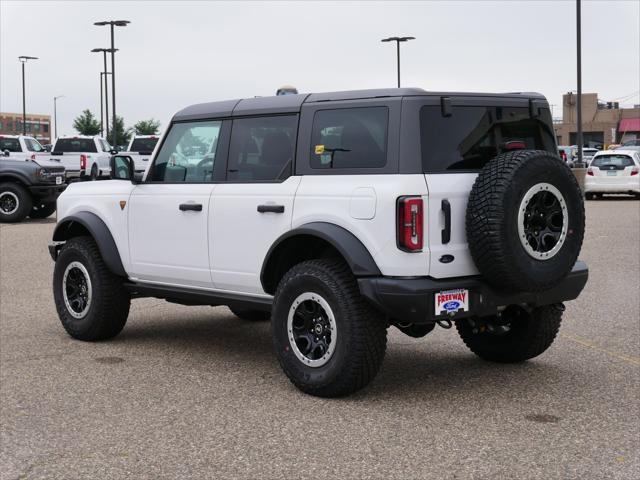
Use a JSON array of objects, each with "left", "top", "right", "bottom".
[
  {"left": 0, "top": 138, "right": 21, "bottom": 152},
  {"left": 420, "top": 106, "right": 556, "bottom": 172},
  {"left": 54, "top": 138, "right": 98, "bottom": 153}
]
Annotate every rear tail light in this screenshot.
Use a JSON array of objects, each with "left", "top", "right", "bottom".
[
  {"left": 631, "top": 167, "right": 639, "bottom": 176},
  {"left": 587, "top": 167, "right": 594, "bottom": 176},
  {"left": 30, "top": 154, "right": 36, "bottom": 160},
  {"left": 80, "top": 154, "right": 87, "bottom": 170},
  {"left": 397, "top": 196, "right": 424, "bottom": 252}
]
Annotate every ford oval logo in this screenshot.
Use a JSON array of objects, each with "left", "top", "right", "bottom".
[{"left": 443, "top": 301, "right": 461, "bottom": 311}]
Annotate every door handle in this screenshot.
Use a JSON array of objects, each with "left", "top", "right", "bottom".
[
  {"left": 179, "top": 203, "right": 203, "bottom": 212},
  {"left": 441, "top": 199, "right": 451, "bottom": 244},
  {"left": 257, "top": 204, "right": 285, "bottom": 213}
]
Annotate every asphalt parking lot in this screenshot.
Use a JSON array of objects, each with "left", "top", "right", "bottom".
[{"left": 1, "top": 198, "right": 638, "bottom": 480}]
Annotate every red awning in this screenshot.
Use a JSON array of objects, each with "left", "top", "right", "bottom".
[{"left": 619, "top": 118, "right": 640, "bottom": 133}]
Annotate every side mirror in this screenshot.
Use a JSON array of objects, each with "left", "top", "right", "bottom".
[
  {"left": 110, "top": 149, "right": 119, "bottom": 155},
  {"left": 110, "top": 155, "right": 136, "bottom": 182}
]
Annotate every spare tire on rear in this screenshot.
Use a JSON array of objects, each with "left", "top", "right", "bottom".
[{"left": 466, "top": 150, "right": 584, "bottom": 292}]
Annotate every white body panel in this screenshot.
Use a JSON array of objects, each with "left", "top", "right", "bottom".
[
  {"left": 424, "top": 173, "right": 479, "bottom": 278},
  {"left": 293, "top": 175, "right": 430, "bottom": 277},
  {"left": 127, "top": 183, "right": 215, "bottom": 288},
  {"left": 210, "top": 177, "right": 301, "bottom": 294}
]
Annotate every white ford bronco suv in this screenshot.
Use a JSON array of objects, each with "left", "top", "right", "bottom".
[{"left": 50, "top": 88, "right": 588, "bottom": 397}]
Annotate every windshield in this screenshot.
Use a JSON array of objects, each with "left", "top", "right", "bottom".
[
  {"left": 0, "top": 137, "right": 22, "bottom": 152},
  {"left": 591, "top": 155, "right": 634, "bottom": 168},
  {"left": 54, "top": 138, "right": 98, "bottom": 153},
  {"left": 130, "top": 137, "right": 159, "bottom": 152}
]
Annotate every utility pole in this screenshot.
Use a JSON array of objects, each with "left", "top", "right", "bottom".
[
  {"left": 53, "top": 95, "right": 64, "bottom": 140},
  {"left": 576, "top": 0, "right": 583, "bottom": 164},
  {"left": 18, "top": 56, "right": 38, "bottom": 135},
  {"left": 381, "top": 37, "right": 415, "bottom": 88}
]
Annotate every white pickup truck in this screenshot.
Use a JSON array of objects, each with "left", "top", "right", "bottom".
[
  {"left": 0, "top": 135, "right": 50, "bottom": 161},
  {"left": 120, "top": 135, "right": 160, "bottom": 173},
  {"left": 49, "top": 136, "right": 114, "bottom": 180}
]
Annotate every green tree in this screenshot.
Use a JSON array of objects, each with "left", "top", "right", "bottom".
[
  {"left": 107, "top": 115, "right": 132, "bottom": 148},
  {"left": 133, "top": 119, "right": 161, "bottom": 135},
  {"left": 72, "top": 109, "right": 101, "bottom": 136}
]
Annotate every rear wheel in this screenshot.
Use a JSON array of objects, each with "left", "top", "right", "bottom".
[
  {"left": 272, "top": 259, "right": 387, "bottom": 397},
  {"left": 0, "top": 182, "right": 32, "bottom": 223},
  {"left": 29, "top": 202, "right": 57, "bottom": 219},
  {"left": 90, "top": 163, "right": 99, "bottom": 180},
  {"left": 456, "top": 305, "right": 563, "bottom": 363},
  {"left": 53, "top": 236, "right": 130, "bottom": 341}
]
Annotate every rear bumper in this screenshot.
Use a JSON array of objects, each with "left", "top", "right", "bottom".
[
  {"left": 358, "top": 261, "right": 589, "bottom": 324},
  {"left": 585, "top": 177, "right": 640, "bottom": 193}
]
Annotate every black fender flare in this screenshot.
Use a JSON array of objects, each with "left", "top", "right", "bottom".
[
  {"left": 260, "top": 222, "right": 381, "bottom": 292},
  {"left": 52, "top": 211, "right": 127, "bottom": 277}
]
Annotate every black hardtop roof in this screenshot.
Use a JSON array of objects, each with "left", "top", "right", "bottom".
[{"left": 172, "top": 88, "right": 546, "bottom": 121}]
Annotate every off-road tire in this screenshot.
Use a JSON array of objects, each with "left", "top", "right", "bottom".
[
  {"left": 466, "top": 150, "right": 585, "bottom": 292},
  {"left": 53, "top": 236, "right": 130, "bottom": 341},
  {"left": 272, "top": 259, "right": 387, "bottom": 397},
  {"left": 230, "top": 307, "right": 271, "bottom": 322},
  {"left": 456, "top": 305, "right": 563, "bottom": 363},
  {"left": 29, "top": 202, "right": 57, "bottom": 219},
  {"left": 0, "top": 182, "right": 32, "bottom": 223}
]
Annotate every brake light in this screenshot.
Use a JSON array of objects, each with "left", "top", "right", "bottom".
[
  {"left": 587, "top": 167, "right": 594, "bottom": 176},
  {"left": 631, "top": 167, "right": 639, "bottom": 176},
  {"left": 397, "top": 196, "right": 424, "bottom": 252},
  {"left": 31, "top": 154, "right": 36, "bottom": 160},
  {"left": 80, "top": 154, "right": 87, "bottom": 170}
]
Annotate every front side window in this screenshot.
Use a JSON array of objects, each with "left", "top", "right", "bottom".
[
  {"left": 420, "top": 106, "right": 556, "bottom": 172},
  {"left": 25, "top": 138, "right": 44, "bottom": 152},
  {"left": 0, "top": 137, "right": 22, "bottom": 152},
  {"left": 310, "top": 107, "right": 388, "bottom": 169},
  {"left": 149, "top": 120, "right": 221, "bottom": 183},
  {"left": 227, "top": 115, "right": 297, "bottom": 182},
  {"left": 98, "top": 139, "right": 112, "bottom": 152}
]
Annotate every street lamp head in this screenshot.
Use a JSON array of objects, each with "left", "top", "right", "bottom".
[
  {"left": 91, "top": 48, "right": 119, "bottom": 53},
  {"left": 94, "top": 20, "right": 130, "bottom": 27},
  {"left": 18, "top": 56, "right": 38, "bottom": 62},
  {"left": 381, "top": 36, "right": 415, "bottom": 43}
]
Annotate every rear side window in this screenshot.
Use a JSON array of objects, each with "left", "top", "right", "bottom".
[
  {"left": 227, "top": 115, "right": 298, "bottom": 182},
  {"left": 54, "top": 138, "right": 98, "bottom": 153},
  {"left": 420, "top": 106, "right": 556, "bottom": 172},
  {"left": 310, "top": 107, "right": 388, "bottom": 169},
  {"left": 130, "top": 137, "right": 159, "bottom": 152},
  {"left": 591, "top": 155, "right": 634, "bottom": 168},
  {"left": 0, "top": 138, "right": 22, "bottom": 152}
]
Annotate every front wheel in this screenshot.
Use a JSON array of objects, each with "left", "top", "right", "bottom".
[
  {"left": 272, "top": 259, "right": 387, "bottom": 397},
  {"left": 0, "top": 182, "right": 32, "bottom": 223},
  {"left": 456, "top": 305, "right": 563, "bottom": 363},
  {"left": 53, "top": 236, "right": 131, "bottom": 341}
]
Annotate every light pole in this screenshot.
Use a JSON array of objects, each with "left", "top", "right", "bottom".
[
  {"left": 18, "top": 56, "right": 38, "bottom": 135},
  {"left": 576, "top": 0, "right": 583, "bottom": 164},
  {"left": 53, "top": 95, "right": 64, "bottom": 140},
  {"left": 381, "top": 36, "right": 414, "bottom": 88},
  {"left": 94, "top": 20, "right": 130, "bottom": 147},
  {"left": 91, "top": 48, "right": 117, "bottom": 138}
]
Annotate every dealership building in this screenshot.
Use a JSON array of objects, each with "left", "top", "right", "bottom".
[
  {"left": 554, "top": 92, "right": 640, "bottom": 147},
  {"left": 0, "top": 112, "right": 52, "bottom": 145}
]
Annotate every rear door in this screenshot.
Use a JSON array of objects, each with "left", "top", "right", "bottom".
[
  {"left": 128, "top": 120, "right": 226, "bottom": 288},
  {"left": 209, "top": 115, "right": 299, "bottom": 294},
  {"left": 416, "top": 100, "right": 557, "bottom": 278}
]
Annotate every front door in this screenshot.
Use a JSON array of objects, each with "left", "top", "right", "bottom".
[
  {"left": 128, "top": 119, "right": 224, "bottom": 289},
  {"left": 210, "top": 115, "right": 300, "bottom": 294}
]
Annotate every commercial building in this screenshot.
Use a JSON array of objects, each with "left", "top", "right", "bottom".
[
  {"left": 0, "top": 112, "right": 52, "bottom": 144},
  {"left": 554, "top": 93, "right": 640, "bottom": 147}
]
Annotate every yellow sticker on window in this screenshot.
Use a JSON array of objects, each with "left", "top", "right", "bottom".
[{"left": 315, "top": 144, "right": 325, "bottom": 154}]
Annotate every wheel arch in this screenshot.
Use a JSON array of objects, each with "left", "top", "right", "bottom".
[
  {"left": 52, "top": 211, "right": 127, "bottom": 277},
  {"left": 260, "top": 222, "right": 381, "bottom": 295},
  {"left": 0, "top": 174, "right": 30, "bottom": 187}
]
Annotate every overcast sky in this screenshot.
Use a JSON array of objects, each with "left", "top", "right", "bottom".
[{"left": 1, "top": 0, "right": 639, "bottom": 138}]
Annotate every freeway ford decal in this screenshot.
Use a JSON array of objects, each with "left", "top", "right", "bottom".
[{"left": 435, "top": 288, "right": 469, "bottom": 315}]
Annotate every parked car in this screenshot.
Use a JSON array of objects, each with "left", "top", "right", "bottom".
[
  {"left": 0, "top": 135, "right": 50, "bottom": 161},
  {"left": 582, "top": 147, "right": 599, "bottom": 164},
  {"left": 0, "top": 155, "right": 66, "bottom": 222},
  {"left": 620, "top": 139, "right": 640, "bottom": 147},
  {"left": 49, "top": 136, "right": 114, "bottom": 180},
  {"left": 49, "top": 88, "right": 588, "bottom": 397},
  {"left": 558, "top": 145, "right": 576, "bottom": 167},
  {"left": 585, "top": 149, "right": 640, "bottom": 199},
  {"left": 120, "top": 135, "right": 160, "bottom": 173}
]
